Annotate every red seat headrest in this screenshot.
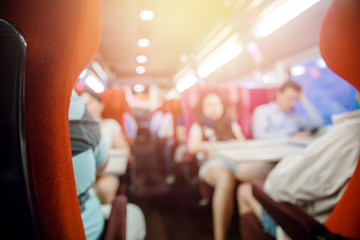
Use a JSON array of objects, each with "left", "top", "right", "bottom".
[
  {"left": 0, "top": 1, "right": 101, "bottom": 239},
  {"left": 319, "top": 0, "right": 360, "bottom": 91}
]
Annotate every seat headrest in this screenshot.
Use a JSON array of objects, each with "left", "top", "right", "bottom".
[{"left": 319, "top": 0, "right": 360, "bottom": 91}]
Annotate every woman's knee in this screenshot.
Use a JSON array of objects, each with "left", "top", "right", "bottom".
[{"left": 205, "top": 165, "right": 236, "bottom": 190}]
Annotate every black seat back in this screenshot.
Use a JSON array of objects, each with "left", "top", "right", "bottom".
[{"left": 0, "top": 19, "right": 38, "bottom": 239}]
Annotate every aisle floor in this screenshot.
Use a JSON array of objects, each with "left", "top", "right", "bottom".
[{"left": 130, "top": 143, "right": 239, "bottom": 240}]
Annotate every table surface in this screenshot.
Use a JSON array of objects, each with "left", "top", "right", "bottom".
[
  {"left": 103, "top": 149, "right": 129, "bottom": 175},
  {"left": 207, "top": 140, "right": 306, "bottom": 162}
]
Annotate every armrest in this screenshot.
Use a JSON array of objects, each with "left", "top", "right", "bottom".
[
  {"left": 252, "top": 181, "right": 329, "bottom": 240},
  {"left": 104, "top": 195, "right": 128, "bottom": 240}
]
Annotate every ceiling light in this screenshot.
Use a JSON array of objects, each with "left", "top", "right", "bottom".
[
  {"left": 290, "top": 65, "right": 306, "bottom": 76},
  {"left": 176, "top": 74, "right": 197, "bottom": 93},
  {"left": 133, "top": 84, "right": 146, "bottom": 93},
  {"left": 140, "top": 10, "right": 154, "bottom": 21},
  {"left": 253, "top": 0, "right": 320, "bottom": 39},
  {"left": 197, "top": 35, "right": 243, "bottom": 78},
  {"left": 136, "top": 66, "right": 146, "bottom": 74},
  {"left": 316, "top": 57, "right": 327, "bottom": 69},
  {"left": 166, "top": 89, "right": 179, "bottom": 100},
  {"left": 195, "top": 25, "right": 233, "bottom": 63},
  {"left": 91, "top": 61, "right": 108, "bottom": 82},
  {"left": 136, "top": 55, "right": 148, "bottom": 64},
  {"left": 138, "top": 38, "right": 150, "bottom": 48},
  {"left": 85, "top": 74, "right": 105, "bottom": 93},
  {"left": 180, "top": 53, "right": 188, "bottom": 64},
  {"left": 78, "top": 68, "right": 88, "bottom": 80}
]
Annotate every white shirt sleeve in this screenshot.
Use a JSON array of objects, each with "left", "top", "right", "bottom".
[{"left": 264, "top": 117, "right": 360, "bottom": 216}]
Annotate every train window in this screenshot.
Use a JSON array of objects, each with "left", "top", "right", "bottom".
[{"left": 290, "top": 56, "right": 359, "bottom": 124}]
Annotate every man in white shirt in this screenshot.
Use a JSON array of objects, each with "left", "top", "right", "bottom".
[
  {"left": 252, "top": 81, "right": 323, "bottom": 140},
  {"left": 238, "top": 108, "right": 360, "bottom": 238}
]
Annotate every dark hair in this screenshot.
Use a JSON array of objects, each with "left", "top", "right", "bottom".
[
  {"left": 196, "top": 92, "right": 235, "bottom": 141},
  {"left": 279, "top": 80, "right": 301, "bottom": 92}
]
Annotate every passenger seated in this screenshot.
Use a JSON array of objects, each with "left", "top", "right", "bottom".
[
  {"left": 188, "top": 92, "right": 274, "bottom": 240},
  {"left": 81, "top": 90, "right": 130, "bottom": 204},
  {"left": 158, "top": 107, "right": 176, "bottom": 184},
  {"left": 237, "top": 106, "right": 360, "bottom": 238},
  {"left": 69, "top": 90, "right": 108, "bottom": 239},
  {"left": 252, "top": 80, "right": 323, "bottom": 140},
  {"left": 123, "top": 111, "right": 138, "bottom": 146},
  {"left": 72, "top": 90, "right": 146, "bottom": 240},
  {"left": 174, "top": 114, "right": 187, "bottom": 163}
]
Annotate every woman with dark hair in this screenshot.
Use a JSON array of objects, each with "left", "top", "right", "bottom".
[{"left": 188, "top": 92, "right": 273, "bottom": 240}]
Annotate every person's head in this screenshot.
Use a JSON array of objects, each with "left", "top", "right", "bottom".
[
  {"left": 81, "top": 90, "right": 103, "bottom": 120},
  {"left": 200, "top": 92, "right": 225, "bottom": 121},
  {"left": 276, "top": 80, "right": 301, "bottom": 112}
]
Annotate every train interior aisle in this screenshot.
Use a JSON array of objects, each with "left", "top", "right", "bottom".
[
  {"left": 2, "top": 0, "right": 360, "bottom": 240},
  {"left": 130, "top": 126, "right": 239, "bottom": 240}
]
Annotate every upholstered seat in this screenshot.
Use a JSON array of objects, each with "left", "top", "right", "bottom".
[{"left": 0, "top": 1, "right": 126, "bottom": 239}]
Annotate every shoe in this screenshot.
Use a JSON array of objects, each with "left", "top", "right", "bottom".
[{"left": 165, "top": 174, "right": 176, "bottom": 185}]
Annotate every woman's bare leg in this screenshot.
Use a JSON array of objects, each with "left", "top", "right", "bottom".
[
  {"left": 234, "top": 162, "right": 275, "bottom": 182},
  {"left": 204, "top": 165, "right": 236, "bottom": 240},
  {"left": 237, "top": 182, "right": 262, "bottom": 218}
]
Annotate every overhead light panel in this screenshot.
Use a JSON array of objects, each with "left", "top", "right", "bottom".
[
  {"left": 316, "top": 57, "right": 327, "bottom": 69},
  {"left": 166, "top": 89, "right": 179, "bottom": 100},
  {"left": 140, "top": 10, "right": 154, "bottom": 21},
  {"left": 138, "top": 38, "right": 150, "bottom": 48},
  {"left": 133, "top": 84, "right": 146, "bottom": 93},
  {"left": 290, "top": 65, "right": 306, "bottom": 76},
  {"left": 197, "top": 34, "right": 243, "bottom": 78},
  {"left": 136, "top": 55, "right": 148, "bottom": 64},
  {"left": 78, "top": 68, "right": 88, "bottom": 80},
  {"left": 136, "top": 66, "right": 146, "bottom": 74},
  {"left": 85, "top": 73, "right": 105, "bottom": 93},
  {"left": 195, "top": 25, "right": 233, "bottom": 63},
  {"left": 176, "top": 74, "right": 197, "bottom": 93},
  {"left": 91, "top": 61, "right": 108, "bottom": 82},
  {"left": 253, "top": 0, "right": 320, "bottom": 39}
]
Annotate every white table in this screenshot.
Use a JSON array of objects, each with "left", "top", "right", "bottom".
[
  {"left": 207, "top": 140, "right": 306, "bottom": 163},
  {"left": 103, "top": 149, "right": 129, "bottom": 175}
]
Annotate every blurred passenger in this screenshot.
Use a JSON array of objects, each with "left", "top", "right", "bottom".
[
  {"left": 189, "top": 92, "right": 274, "bottom": 240},
  {"left": 174, "top": 114, "right": 187, "bottom": 163},
  {"left": 149, "top": 106, "right": 164, "bottom": 162},
  {"left": 78, "top": 90, "right": 146, "bottom": 240},
  {"left": 81, "top": 90, "right": 130, "bottom": 204},
  {"left": 238, "top": 106, "right": 360, "bottom": 238},
  {"left": 157, "top": 104, "right": 176, "bottom": 184},
  {"left": 123, "top": 111, "right": 138, "bottom": 146},
  {"left": 69, "top": 90, "right": 108, "bottom": 239},
  {"left": 252, "top": 80, "right": 323, "bottom": 140}
]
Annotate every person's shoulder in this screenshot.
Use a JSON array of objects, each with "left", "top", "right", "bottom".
[
  {"left": 254, "top": 102, "right": 275, "bottom": 114},
  {"left": 104, "top": 118, "right": 121, "bottom": 128},
  {"left": 69, "top": 90, "right": 86, "bottom": 120}
]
